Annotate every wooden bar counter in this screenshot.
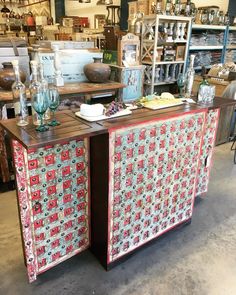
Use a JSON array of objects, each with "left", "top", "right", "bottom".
[
  {"left": 1, "top": 97, "right": 235, "bottom": 282},
  {"left": 0, "top": 81, "right": 125, "bottom": 183}
]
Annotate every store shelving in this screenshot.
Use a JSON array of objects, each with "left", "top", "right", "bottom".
[
  {"left": 188, "top": 24, "right": 227, "bottom": 71},
  {"left": 141, "top": 15, "right": 192, "bottom": 94},
  {"left": 189, "top": 45, "right": 224, "bottom": 50},
  {"left": 225, "top": 26, "right": 236, "bottom": 63}
]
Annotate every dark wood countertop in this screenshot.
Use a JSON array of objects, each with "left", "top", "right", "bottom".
[{"left": 1, "top": 97, "right": 235, "bottom": 149}]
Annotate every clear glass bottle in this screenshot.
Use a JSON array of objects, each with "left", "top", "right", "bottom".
[
  {"left": 174, "top": 0, "right": 181, "bottom": 16},
  {"left": 165, "top": 0, "right": 172, "bottom": 15},
  {"left": 29, "top": 60, "right": 43, "bottom": 125},
  {"left": 224, "top": 12, "right": 230, "bottom": 25},
  {"left": 156, "top": 0, "right": 163, "bottom": 14},
  {"left": 198, "top": 66, "right": 210, "bottom": 102},
  {"left": 208, "top": 10, "right": 215, "bottom": 25},
  {"left": 201, "top": 9, "right": 208, "bottom": 24},
  {"left": 185, "top": 54, "right": 195, "bottom": 98},
  {"left": 11, "top": 60, "right": 29, "bottom": 126},
  {"left": 185, "top": 0, "right": 191, "bottom": 17},
  {"left": 218, "top": 11, "right": 224, "bottom": 25},
  {"left": 38, "top": 63, "right": 50, "bottom": 120}
]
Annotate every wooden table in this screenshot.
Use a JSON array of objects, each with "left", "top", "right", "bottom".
[
  {"left": 0, "top": 81, "right": 126, "bottom": 103},
  {"left": 1, "top": 97, "right": 235, "bottom": 283}
]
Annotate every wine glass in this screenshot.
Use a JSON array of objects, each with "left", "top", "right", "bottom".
[
  {"left": 48, "top": 86, "right": 60, "bottom": 126},
  {"left": 177, "top": 73, "right": 186, "bottom": 98},
  {"left": 31, "top": 91, "right": 49, "bottom": 132}
]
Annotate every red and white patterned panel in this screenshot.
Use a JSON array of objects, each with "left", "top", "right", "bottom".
[
  {"left": 196, "top": 109, "right": 220, "bottom": 196},
  {"left": 12, "top": 139, "right": 89, "bottom": 283},
  {"left": 108, "top": 111, "right": 206, "bottom": 263}
]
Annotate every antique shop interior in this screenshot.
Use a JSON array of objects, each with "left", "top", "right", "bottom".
[{"left": 0, "top": 0, "right": 236, "bottom": 294}]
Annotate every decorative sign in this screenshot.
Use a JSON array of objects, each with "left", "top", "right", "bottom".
[
  {"left": 103, "top": 50, "right": 118, "bottom": 65},
  {"left": 118, "top": 33, "right": 140, "bottom": 67}
]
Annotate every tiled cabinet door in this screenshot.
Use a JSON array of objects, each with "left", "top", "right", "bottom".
[
  {"left": 196, "top": 108, "right": 220, "bottom": 196},
  {"left": 12, "top": 139, "right": 89, "bottom": 283},
  {"left": 108, "top": 111, "right": 206, "bottom": 263}
]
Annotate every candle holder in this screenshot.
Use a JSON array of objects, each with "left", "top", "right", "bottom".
[
  {"left": 171, "top": 64, "right": 177, "bottom": 81},
  {"left": 180, "top": 23, "right": 186, "bottom": 41},
  {"left": 52, "top": 44, "right": 64, "bottom": 87},
  {"left": 175, "top": 22, "right": 181, "bottom": 41}
]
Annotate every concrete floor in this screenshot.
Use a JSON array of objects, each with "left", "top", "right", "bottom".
[{"left": 0, "top": 143, "right": 236, "bottom": 295}]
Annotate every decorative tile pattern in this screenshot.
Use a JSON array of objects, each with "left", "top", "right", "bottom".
[
  {"left": 108, "top": 111, "right": 206, "bottom": 263},
  {"left": 196, "top": 109, "right": 220, "bottom": 195},
  {"left": 12, "top": 139, "right": 89, "bottom": 283}
]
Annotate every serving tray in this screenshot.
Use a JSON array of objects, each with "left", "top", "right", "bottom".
[
  {"left": 75, "top": 109, "right": 132, "bottom": 122},
  {"left": 142, "top": 100, "right": 184, "bottom": 110}
]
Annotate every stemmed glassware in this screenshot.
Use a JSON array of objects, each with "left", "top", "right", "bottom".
[
  {"left": 31, "top": 91, "right": 49, "bottom": 132},
  {"left": 177, "top": 73, "right": 186, "bottom": 97},
  {"left": 47, "top": 86, "right": 60, "bottom": 126}
]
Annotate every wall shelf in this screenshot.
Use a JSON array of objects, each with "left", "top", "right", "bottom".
[
  {"left": 190, "top": 45, "right": 224, "bottom": 50},
  {"left": 194, "top": 65, "right": 211, "bottom": 70},
  {"left": 141, "top": 15, "right": 192, "bottom": 94},
  {"left": 142, "top": 60, "right": 185, "bottom": 65},
  {"left": 226, "top": 45, "right": 236, "bottom": 49},
  {"left": 192, "top": 24, "right": 227, "bottom": 30},
  {"left": 144, "top": 81, "right": 177, "bottom": 86}
]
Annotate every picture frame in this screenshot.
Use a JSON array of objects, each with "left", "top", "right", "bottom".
[
  {"left": 176, "top": 45, "right": 186, "bottom": 61},
  {"left": 94, "top": 14, "right": 106, "bottom": 29},
  {"left": 118, "top": 33, "right": 140, "bottom": 67}
]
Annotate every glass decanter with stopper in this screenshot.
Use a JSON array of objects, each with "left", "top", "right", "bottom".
[
  {"left": 185, "top": 0, "right": 191, "bottom": 17},
  {"left": 165, "top": 0, "right": 172, "bottom": 15},
  {"left": 29, "top": 60, "right": 48, "bottom": 130},
  {"left": 174, "top": 0, "right": 181, "bottom": 16},
  {"left": 38, "top": 63, "right": 50, "bottom": 121},
  {"left": 198, "top": 66, "right": 210, "bottom": 102},
  {"left": 185, "top": 54, "right": 195, "bottom": 98},
  {"left": 11, "top": 60, "right": 29, "bottom": 126}
]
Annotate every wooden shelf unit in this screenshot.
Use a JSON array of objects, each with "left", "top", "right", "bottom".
[{"left": 141, "top": 15, "right": 192, "bottom": 95}]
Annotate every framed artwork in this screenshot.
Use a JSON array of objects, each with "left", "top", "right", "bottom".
[
  {"left": 176, "top": 45, "right": 186, "bottom": 61},
  {"left": 94, "top": 14, "right": 106, "bottom": 29},
  {"left": 118, "top": 33, "right": 140, "bottom": 67}
]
